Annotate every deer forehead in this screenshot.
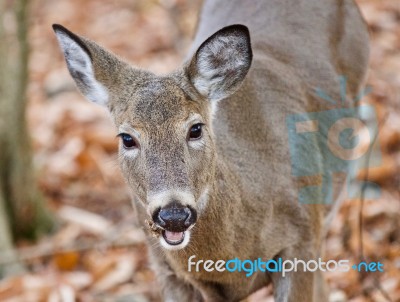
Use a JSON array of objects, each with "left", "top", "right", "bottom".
[{"left": 112, "top": 79, "right": 206, "bottom": 130}]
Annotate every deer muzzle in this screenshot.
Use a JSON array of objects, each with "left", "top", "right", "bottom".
[{"left": 152, "top": 201, "right": 197, "bottom": 245}]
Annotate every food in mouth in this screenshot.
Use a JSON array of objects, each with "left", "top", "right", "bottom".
[{"left": 145, "top": 219, "right": 162, "bottom": 238}]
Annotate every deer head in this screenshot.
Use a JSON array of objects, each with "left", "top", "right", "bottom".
[{"left": 53, "top": 24, "right": 252, "bottom": 250}]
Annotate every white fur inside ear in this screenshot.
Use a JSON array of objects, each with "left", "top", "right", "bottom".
[
  {"left": 194, "top": 36, "right": 229, "bottom": 101},
  {"left": 193, "top": 34, "right": 250, "bottom": 103},
  {"left": 55, "top": 31, "right": 108, "bottom": 105}
]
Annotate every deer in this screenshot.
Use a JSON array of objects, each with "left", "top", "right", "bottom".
[{"left": 53, "top": 0, "right": 369, "bottom": 300}]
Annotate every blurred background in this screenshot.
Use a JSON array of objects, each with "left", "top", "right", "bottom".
[{"left": 0, "top": 0, "right": 399, "bottom": 301}]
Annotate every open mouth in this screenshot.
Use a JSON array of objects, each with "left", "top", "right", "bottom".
[{"left": 162, "top": 230, "right": 185, "bottom": 245}]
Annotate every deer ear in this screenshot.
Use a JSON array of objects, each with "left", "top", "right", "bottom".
[
  {"left": 187, "top": 24, "right": 252, "bottom": 103},
  {"left": 52, "top": 24, "right": 114, "bottom": 106}
]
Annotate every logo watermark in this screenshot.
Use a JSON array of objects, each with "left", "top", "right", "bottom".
[
  {"left": 286, "top": 76, "right": 381, "bottom": 204},
  {"left": 188, "top": 255, "right": 384, "bottom": 278}
]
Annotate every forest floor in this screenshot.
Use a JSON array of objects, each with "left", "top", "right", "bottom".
[{"left": 0, "top": 0, "right": 399, "bottom": 301}]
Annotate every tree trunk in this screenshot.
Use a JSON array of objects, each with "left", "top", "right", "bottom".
[{"left": 0, "top": 0, "right": 53, "bottom": 271}]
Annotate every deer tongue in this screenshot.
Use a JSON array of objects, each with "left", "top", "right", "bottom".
[{"left": 163, "top": 231, "right": 184, "bottom": 244}]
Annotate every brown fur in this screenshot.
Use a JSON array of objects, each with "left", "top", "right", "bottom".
[{"left": 53, "top": 0, "right": 370, "bottom": 300}]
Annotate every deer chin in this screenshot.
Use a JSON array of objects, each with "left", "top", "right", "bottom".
[{"left": 160, "top": 230, "right": 191, "bottom": 250}]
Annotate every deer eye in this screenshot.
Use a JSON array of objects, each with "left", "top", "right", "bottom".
[
  {"left": 188, "top": 123, "right": 203, "bottom": 141},
  {"left": 118, "top": 133, "right": 137, "bottom": 149}
]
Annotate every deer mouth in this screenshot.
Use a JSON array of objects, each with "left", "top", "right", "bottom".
[{"left": 162, "top": 230, "right": 185, "bottom": 245}]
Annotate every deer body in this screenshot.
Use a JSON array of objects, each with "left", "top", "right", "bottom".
[{"left": 54, "top": 0, "right": 369, "bottom": 301}]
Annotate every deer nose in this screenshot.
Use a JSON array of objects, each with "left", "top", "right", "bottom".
[{"left": 153, "top": 202, "right": 197, "bottom": 232}]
